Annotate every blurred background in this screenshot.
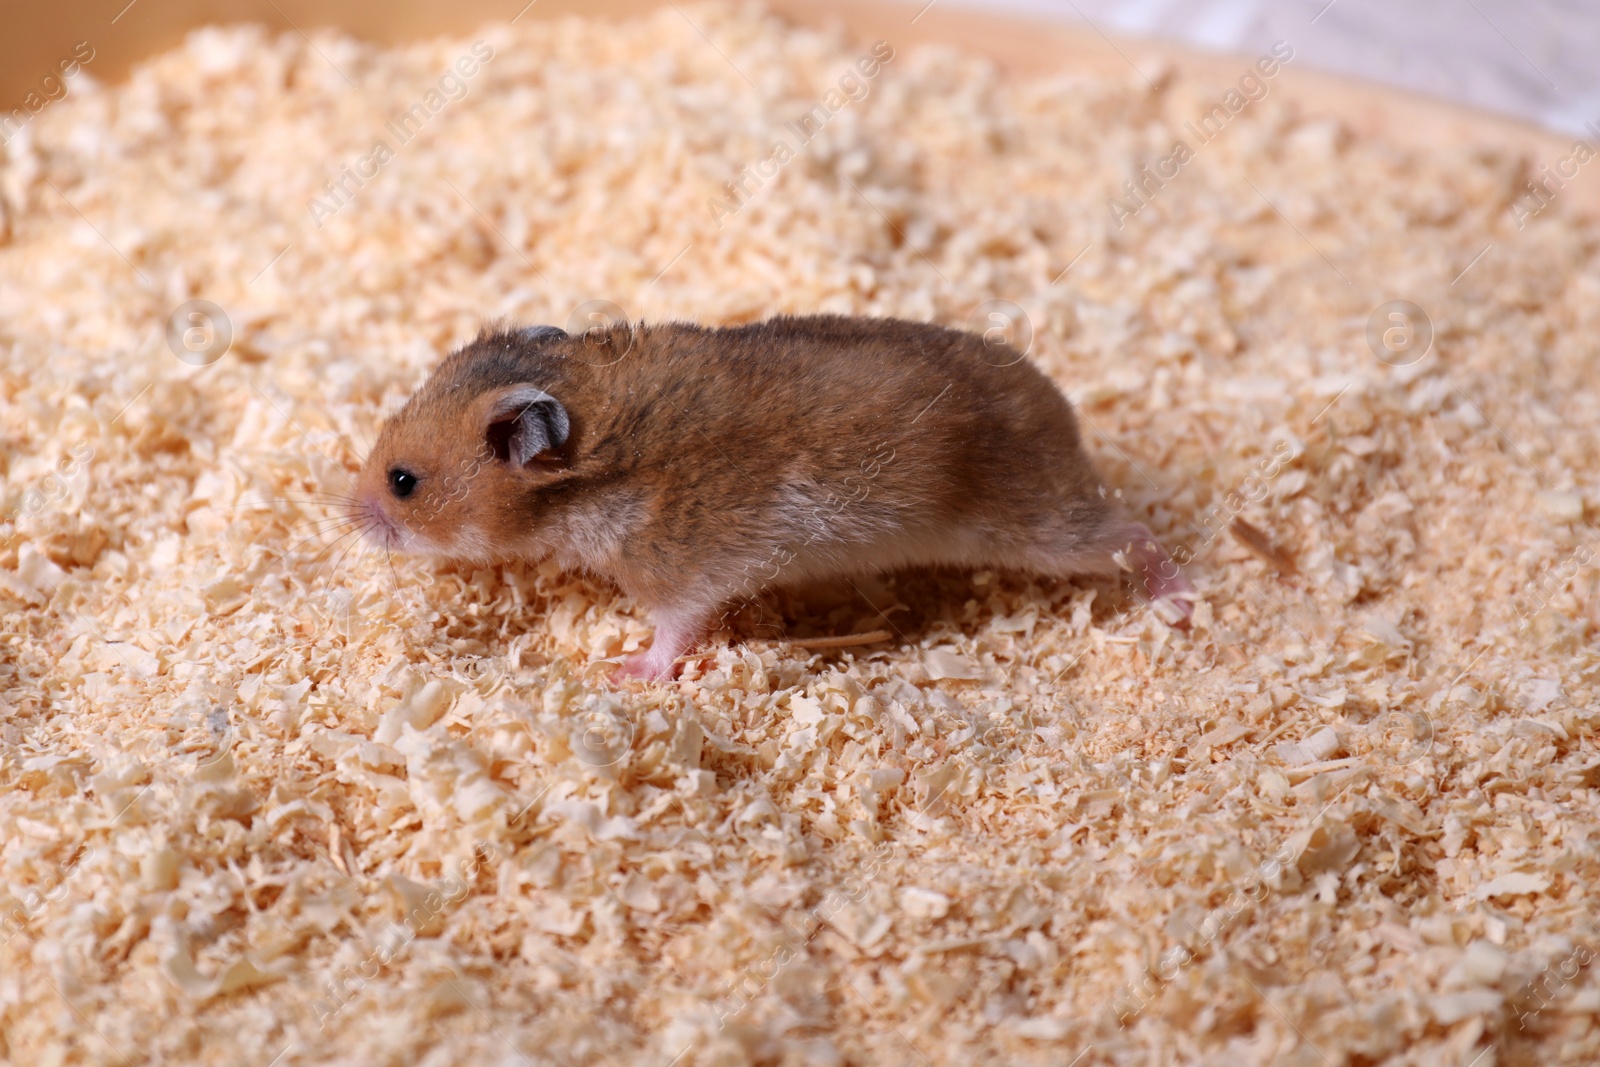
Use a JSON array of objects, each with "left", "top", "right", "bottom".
[
  {"left": 5, "top": 0, "right": 1595, "bottom": 137},
  {"left": 949, "top": 0, "right": 1598, "bottom": 135}
]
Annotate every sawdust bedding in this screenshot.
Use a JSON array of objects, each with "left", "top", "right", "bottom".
[{"left": 0, "top": 4, "right": 1597, "bottom": 1065}]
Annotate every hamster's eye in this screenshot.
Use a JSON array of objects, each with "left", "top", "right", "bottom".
[{"left": 388, "top": 468, "right": 418, "bottom": 499}]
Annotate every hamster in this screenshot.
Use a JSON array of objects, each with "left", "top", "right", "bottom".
[{"left": 351, "top": 315, "right": 1194, "bottom": 680}]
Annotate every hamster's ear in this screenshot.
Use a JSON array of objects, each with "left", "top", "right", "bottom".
[
  {"left": 518, "top": 325, "right": 568, "bottom": 345},
  {"left": 483, "top": 385, "right": 569, "bottom": 468}
]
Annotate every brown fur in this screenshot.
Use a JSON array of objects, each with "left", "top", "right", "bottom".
[{"left": 353, "top": 315, "right": 1191, "bottom": 678}]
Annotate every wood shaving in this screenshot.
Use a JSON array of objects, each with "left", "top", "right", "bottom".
[
  {"left": 0, "top": 5, "right": 1598, "bottom": 1066},
  {"left": 1230, "top": 516, "right": 1300, "bottom": 577}
]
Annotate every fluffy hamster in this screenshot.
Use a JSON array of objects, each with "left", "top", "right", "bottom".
[{"left": 352, "top": 315, "right": 1194, "bottom": 679}]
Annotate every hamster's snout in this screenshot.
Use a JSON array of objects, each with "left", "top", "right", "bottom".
[{"left": 352, "top": 489, "right": 403, "bottom": 551}]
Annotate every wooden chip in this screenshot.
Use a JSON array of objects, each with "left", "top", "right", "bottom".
[
  {"left": 1230, "top": 517, "right": 1300, "bottom": 577},
  {"left": 783, "top": 629, "right": 894, "bottom": 650}
]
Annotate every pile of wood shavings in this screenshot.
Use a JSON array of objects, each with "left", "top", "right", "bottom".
[{"left": 1, "top": 5, "right": 1598, "bottom": 1065}]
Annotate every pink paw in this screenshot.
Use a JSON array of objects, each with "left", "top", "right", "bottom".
[
  {"left": 613, "top": 650, "right": 679, "bottom": 683},
  {"left": 612, "top": 607, "right": 708, "bottom": 682},
  {"left": 1146, "top": 570, "right": 1196, "bottom": 628},
  {"left": 1124, "top": 526, "right": 1197, "bottom": 628}
]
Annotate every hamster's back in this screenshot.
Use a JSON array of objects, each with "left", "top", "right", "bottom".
[{"left": 574, "top": 315, "right": 1112, "bottom": 587}]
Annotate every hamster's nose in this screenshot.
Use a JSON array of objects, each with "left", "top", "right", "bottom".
[{"left": 351, "top": 491, "right": 397, "bottom": 543}]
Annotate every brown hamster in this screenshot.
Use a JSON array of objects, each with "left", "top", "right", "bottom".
[{"left": 351, "top": 315, "right": 1194, "bottom": 679}]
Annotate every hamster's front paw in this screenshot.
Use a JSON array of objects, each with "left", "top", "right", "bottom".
[{"left": 614, "top": 650, "right": 679, "bottom": 683}]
